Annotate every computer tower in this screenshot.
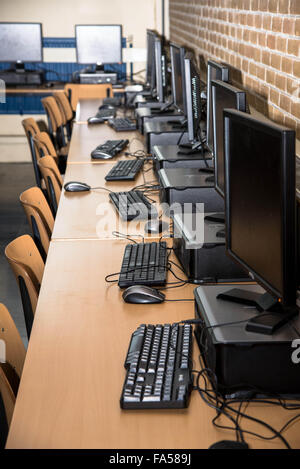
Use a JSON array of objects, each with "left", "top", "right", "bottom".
[
  {"left": 158, "top": 168, "right": 224, "bottom": 212},
  {"left": 194, "top": 284, "right": 300, "bottom": 398},
  {"left": 172, "top": 210, "right": 249, "bottom": 283},
  {"left": 153, "top": 145, "right": 212, "bottom": 174},
  {"left": 0, "top": 70, "right": 44, "bottom": 86},
  {"left": 144, "top": 121, "right": 189, "bottom": 153},
  {"left": 135, "top": 108, "right": 185, "bottom": 134}
]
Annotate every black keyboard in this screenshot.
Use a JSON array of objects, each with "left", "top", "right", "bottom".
[
  {"left": 108, "top": 117, "right": 137, "bottom": 131},
  {"left": 105, "top": 159, "right": 144, "bottom": 181},
  {"left": 119, "top": 241, "right": 168, "bottom": 288},
  {"left": 91, "top": 139, "right": 129, "bottom": 159},
  {"left": 121, "top": 323, "right": 193, "bottom": 409},
  {"left": 109, "top": 190, "right": 158, "bottom": 221}
]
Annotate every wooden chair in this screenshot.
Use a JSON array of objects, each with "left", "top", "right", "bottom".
[
  {"left": 0, "top": 304, "right": 26, "bottom": 444},
  {"left": 41, "top": 96, "right": 69, "bottom": 155},
  {"left": 38, "top": 155, "right": 63, "bottom": 216},
  {"left": 64, "top": 83, "right": 113, "bottom": 111},
  {"left": 53, "top": 91, "right": 74, "bottom": 141},
  {"left": 33, "top": 132, "right": 66, "bottom": 174},
  {"left": 0, "top": 365, "right": 16, "bottom": 434},
  {"left": 5, "top": 235, "right": 45, "bottom": 338},
  {"left": 0, "top": 304, "right": 26, "bottom": 379},
  {"left": 20, "top": 187, "right": 54, "bottom": 261},
  {"left": 22, "top": 118, "right": 43, "bottom": 189}
]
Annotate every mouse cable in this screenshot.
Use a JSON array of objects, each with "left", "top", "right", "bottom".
[
  {"left": 194, "top": 368, "right": 293, "bottom": 449},
  {"left": 111, "top": 231, "right": 144, "bottom": 245},
  {"left": 90, "top": 186, "right": 114, "bottom": 193},
  {"left": 187, "top": 325, "right": 300, "bottom": 447}
]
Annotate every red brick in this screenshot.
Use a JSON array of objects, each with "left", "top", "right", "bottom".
[
  {"left": 267, "top": 34, "right": 276, "bottom": 50},
  {"left": 276, "top": 36, "right": 287, "bottom": 54},
  {"left": 279, "top": 94, "right": 291, "bottom": 113},
  {"left": 281, "top": 57, "right": 293, "bottom": 75},
  {"left": 295, "top": 19, "right": 300, "bottom": 37},
  {"left": 270, "top": 88, "right": 280, "bottom": 105},
  {"left": 269, "top": 0, "right": 278, "bottom": 13},
  {"left": 290, "top": 0, "right": 300, "bottom": 15},
  {"left": 294, "top": 61, "right": 300, "bottom": 79},
  {"left": 287, "top": 39, "right": 300, "bottom": 57},
  {"left": 277, "top": 0, "right": 289, "bottom": 14},
  {"left": 272, "top": 16, "right": 282, "bottom": 33},
  {"left": 283, "top": 17, "right": 295, "bottom": 35},
  {"left": 291, "top": 102, "right": 300, "bottom": 120},
  {"left": 270, "top": 53, "right": 281, "bottom": 70}
]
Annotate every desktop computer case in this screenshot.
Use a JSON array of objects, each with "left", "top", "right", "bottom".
[
  {"left": 194, "top": 285, "right": 300, "bottom": 398},
  {"left": 153, "top": 145, "right": 212, "bottom": 174},
  {"left": 172, "top": 211, "right": 250, "bottom": 283},
  {"left": 144, "top": 121, "right": 190, "bottom": 153},
  {"left": 158, "top": 168, "right": 224, "bottom": 211}
]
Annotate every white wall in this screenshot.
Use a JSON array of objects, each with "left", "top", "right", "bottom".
[{"left": 0, "top": 0, "right": 169, "bottom": 161}]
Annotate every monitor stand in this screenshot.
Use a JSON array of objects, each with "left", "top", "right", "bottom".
[
  {"left": 178, "top": 140, "right": 203, "bottom": 155},
  {"left": 217, "top": 288, "right": 298, "bottom": 335}
]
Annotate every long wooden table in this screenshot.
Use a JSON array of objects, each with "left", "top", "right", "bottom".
[{"left": 6, "top": 99, "right": 300, "bottom": 449}]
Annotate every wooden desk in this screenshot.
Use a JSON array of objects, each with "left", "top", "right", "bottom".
[
  {"left": 6, "top": 98, "right": 300, "bottom": 449},
  {"left": 52, "top": 161, "right": 167, "bottom": 241},
  {"left": 67, "top": 123, "right": 145, "bottom": 164},
  {"left": 7, "top": 240, "right": 299, "bottom": 449}
]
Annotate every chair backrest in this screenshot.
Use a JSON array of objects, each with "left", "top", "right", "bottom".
[
  {"left": 33, "top": 131, "right": 57, "bottom": 159},
  {"left": 41, "top": 96, "right": 66, "bottom": 149},
  {"left": 22, "top": 118, "right": 40, "bottom": 139},
  {"left": 20, "top": 187, "right": 54, "bottom": 260},
  {"left": 64, "top": 83, "right": 113, "bottom": 111},
  {"left": 38, "top": 155, "right": 63, "bottom": 216},
  {"left": 54, "top": 91, "right": 74, "bottom": 141},
  {"left": 0, "top": 304, "right": 26, "bottom": 379},
  {"left": 0, "top": 365, "right": 16, "bottom": 429},
  {"left": 54, "top": 91, "right": 73, "bottom": 123},
  {"left": 5, "top": 235, "right": 45, "bottom": 337},
  {"left": 22, "top": 118, "right": 43, "bottom": 188}
]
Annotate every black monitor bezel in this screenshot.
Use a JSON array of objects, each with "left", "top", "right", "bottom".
[
  {"left": 170, "top": 42, "right": 186, "bottom": 114},
  {"left": 0, "top": 22, "right": 43, "bottom": 63},
  {"left": 146, "top": 29, "right": 157, "bottom": 87},
  {"left": 206, "top": 60, "right": 229, "bottom": 154},
  {"left": 154, "top": 37, "right": 165, "bottom": 103},
  {"left": 184, "top": 55, "right": 201, "bottom": 143},
  {"left": 224, "top": 109, "right": 297, "bottom": 306},
  {"left": 212, "top": 79, "right": 247, "bottom": 199},
  {"left": 75, "top": 24, "right": 123, "bottom": 65}
]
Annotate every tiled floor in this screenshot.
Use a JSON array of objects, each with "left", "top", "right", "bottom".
[{"left": 0, "top": 162, "right": 36, "bottom": 346}]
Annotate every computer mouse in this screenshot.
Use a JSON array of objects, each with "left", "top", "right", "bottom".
[
  {"left": 87, "top": 116, "right": 105, "bottom": 125},
  {"left": 122, "top": 285, "right": 165, "bottom": 304},
  {"left": 209, "top": 440, "right": 249, "bottom": 450},
  {"left": 91, "top": 150, "right": 114, "bottom": 160},
  {"left": 99, "top": 104, "right": 116, "bottom": 110},
  {"left": 64, "top": 181, "right": 91, "bottom": 192},
  {"left": 144, "top": 219, "right": 169, "bottom": 234}
]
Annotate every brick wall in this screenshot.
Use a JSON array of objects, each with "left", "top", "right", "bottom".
[{"left": 169, "top": 0, "right": 300, "bottom": 139}]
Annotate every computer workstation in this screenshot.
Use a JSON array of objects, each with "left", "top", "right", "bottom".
[
  {"left": 5, "top": 22, "right": 300, "bottom": 450},
  {"left": 135, "top": 41, "right": 186, "bottom": 134}
]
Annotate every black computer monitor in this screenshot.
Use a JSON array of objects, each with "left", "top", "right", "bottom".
[
  {"left": 206, "top": 60, "right": 229, "bottom": 154},
  {"left": 221, "top": 109, "right": 298, "bottom": 334},
  {"left": 154, "top": 37, "right": 166, "bottom": 103},
  {"left": 146, "top": 30, "right": 157, "bottom": 88},
  {"left": 0, "top": 22, "right": 43, "bottom": 68},
  {"left": 184, "top": 56, "right": 201, "bottom": 143},
  {"left": 212, "top": 80, "right": 247, "bottom": 198},
  {"left": 170, "top": 43, "right": 186, "bottom": 114},
  {"left": 75, "top": 25, "right": 122, "bottom": 65}
]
